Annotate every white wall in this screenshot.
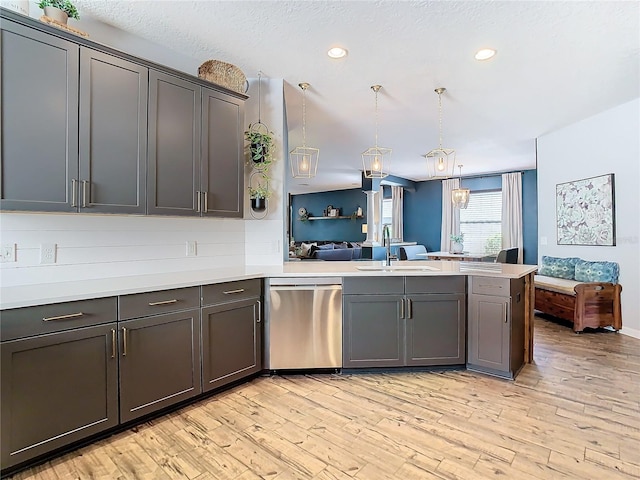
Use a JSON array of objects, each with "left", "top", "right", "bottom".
[
  {"left": 0, "top": 8, "right": 286, "bottom": 288},
  {"left": 537, "top": 98, "right": 640, "bottom": 338}
]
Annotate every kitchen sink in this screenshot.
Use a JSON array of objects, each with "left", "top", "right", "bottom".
[{"left": 356, "top": 265, "right": 440, "bottom": 272}]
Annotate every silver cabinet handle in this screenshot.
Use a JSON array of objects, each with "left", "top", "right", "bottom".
[
  {"left": 399, "top": 298, "right": 405, "bottom": 319},
  {"left": 407, "top": 298, "right": 413, "bottom": 319},
  {"left": 42, "top": 312, "right": 84, "bottom": 322},
  {"left": 203, "top": 191, "right": 208, "bottom": 213},
  {"left": 223, "top": 288, "right": 245, "bottom": 295},
  {"left": 148, "top": 299, "right": 178, "bottom": 306},
  {"left": 71, "top": 179, "right": 78, "bottom": 207},
  {"left": 122, "top": 327, "right": 128, "bottom": 356},
  {"left": 111, "top": 329, "right": 116, "bottom": 358},
  {"left": 196, "top": 191, "right": 201, "bottom": 212},
  {"left": 255, "top": 300, "right": 261, "bottom": 323},
  {"left": 81, "top": 180, "right": 89, "bottom": 207}
]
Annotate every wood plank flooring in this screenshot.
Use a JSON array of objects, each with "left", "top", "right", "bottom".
[{"left": 8, "top": 315, "right": 640, "bottom": 479}]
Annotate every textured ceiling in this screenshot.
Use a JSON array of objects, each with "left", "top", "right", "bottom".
[{"left": 75, "top": 0, "right": 639, "bottom": 193}]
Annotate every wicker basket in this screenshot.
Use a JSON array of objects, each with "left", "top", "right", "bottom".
[{"left": 198, "top": 60, "right": 247, "bottom": 94}]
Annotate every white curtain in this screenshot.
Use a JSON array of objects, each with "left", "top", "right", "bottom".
[
  {"left": 502, "top": 172, "right": 524, "bottom": 263},
  {"left": 373, "top": 189, "right": 382, "bottom": 244},
  {"left": 441, "top": 179, "right": 460, "bottom": 251},
  {"left": 391, "top": 186, "right": 403, "bottom": 241}
]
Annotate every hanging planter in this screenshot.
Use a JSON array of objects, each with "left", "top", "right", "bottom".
[
  {"left": 250, "top": 197, "right": 267, "bottom": 212},
  {"left": 244, "top": 124, "right": 274, "bottom": 167}
]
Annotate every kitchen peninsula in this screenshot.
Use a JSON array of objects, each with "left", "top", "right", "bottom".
[{"left": 1, "top": 260, "right": 536, "bottom": 474}]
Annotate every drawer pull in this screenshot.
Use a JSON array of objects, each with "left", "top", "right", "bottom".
[
  {"left": 223, "top": 288, "right": 245, "bottom": 295},
  {"left": 479, "top": 284, "right": 503, "bottom": 289},
  {"left": 407, "top": 298, "right": 413, "bottom": 319},
  {"left": 111, "top": 329, "right": 116, "bottom": 358},
  {"left": 255, "top": 300, "right": 262, "bottom": 323},
  {"left": 148, "top": 299, "right": 178, "bottom": 306},
  {"left": 42, "top": 312, "right": 84, "bottom": 322}
]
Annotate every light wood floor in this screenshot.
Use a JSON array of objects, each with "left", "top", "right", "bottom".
[{"left": 8, "top": 315, "right": 640, "bottom": 480}]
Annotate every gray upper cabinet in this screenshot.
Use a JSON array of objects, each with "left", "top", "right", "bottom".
[
  {"left": 201, "top": 87, "right": 244, "bottom": 217},
  {"left": 0, "top": 20, "right": 79, "bottom": 212},
  {"left": 79, "top": 48, "right": 148, "bottom": 214},
  {"left": 147, "top": 70, "right": 201, "bottom": 216}
]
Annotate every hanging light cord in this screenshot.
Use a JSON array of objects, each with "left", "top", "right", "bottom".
[
  {"left": 438, "top": 91, "right": 443, "bottom": 149},
  {"left": 302, "top": 86, "right": 307, "bottom": 148},
  {"left": 374, "top": 88, "right": 379, "bottom": 148}
]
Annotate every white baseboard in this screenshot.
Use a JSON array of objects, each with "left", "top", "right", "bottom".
[{"left": 620, "top": 326, "right": 640, "bottom": 339}]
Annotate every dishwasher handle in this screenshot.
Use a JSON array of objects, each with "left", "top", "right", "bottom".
[{"left": 270, "top": 285, "right": 342, "bottom": 292}]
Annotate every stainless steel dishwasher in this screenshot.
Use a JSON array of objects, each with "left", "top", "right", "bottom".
[{"left": 267, "top": 277, "right": 342, "bottom": 370}]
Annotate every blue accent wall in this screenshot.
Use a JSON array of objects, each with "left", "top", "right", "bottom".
[
  {"left": 291, "top": 189, "right": 367, "bottom": 242},
  {"left": 292, "top": 170, "right": 538, "bottom": 263}
]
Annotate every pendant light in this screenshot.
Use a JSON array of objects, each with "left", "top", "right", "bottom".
[
  {"left": 425, "top": 87, "right": 456, "bottom": 179},
  {"left": 451, "top": 165, "right": 470, "bottom": 209},
  {"left": 289, "top": 82, "right": 319, "bottom": 178},
  {"left": 362, "top": 85, "right": 391, "bottom": 179}
]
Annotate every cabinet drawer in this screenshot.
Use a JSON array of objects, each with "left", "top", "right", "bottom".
[
  {"left": 202, "top": 279, "right": 262, "bottom": 306},
  {"left": 405, "top": 276, "right": 465, "bottom": 294},
  {"left": 119, "top": 287, "right": 200, "bottom": 320},
  {"left": 0, "top": 297, "right": 117, "bottom": 342},
  {"left": 342, "top": 277, "right": 404, "bottom": 295},
  {"left": 470, "top": 276, "right": 511, "bottom": 296}
]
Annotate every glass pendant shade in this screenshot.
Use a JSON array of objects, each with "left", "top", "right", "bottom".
[
  {"left": 362, "top": 85, "right": 391, "bottom": 179},
  {"left": 290, "top": 82, "right": 319, "bottom": 178},
  {"left": 425, "top": 87, "right": 456, "bottom": 179},
  {"left": 451, "top": 164, "right": 470, "bottom": 209}
]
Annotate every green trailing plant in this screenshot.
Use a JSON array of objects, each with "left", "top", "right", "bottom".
[
  {"left": 248, "top": 183, "right": 271, "bottom": 200},
  {"left": 450, "top": 233, "right": 464, "bottom": 244},
  {"left": 38, "top": 0, "right": 80, "bottom": 19},
  {"left": 244, "top": 125, "right": 275, "bottom": 166}
]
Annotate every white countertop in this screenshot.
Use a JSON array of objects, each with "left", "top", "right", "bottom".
[{"left": 0, "top": 261, "right": 537, "bottom": 310}]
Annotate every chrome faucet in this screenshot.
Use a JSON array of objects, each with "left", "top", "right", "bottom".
[{"left": 383, "top": 224, "right": 392, "bottom": 267}]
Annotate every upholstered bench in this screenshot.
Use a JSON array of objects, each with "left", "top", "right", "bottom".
[{"left": 534, "top": 257, "right": 622, "bottom": 333}]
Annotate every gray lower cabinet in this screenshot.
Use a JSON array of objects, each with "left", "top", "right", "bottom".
[
  {"left": 201, "top": 280, "right": 262, "bottom": 391},
  {"left": 79, "top": 47, "right": 148, "bottom": 214},
  {"left": 467, "top": 276, "right": 525, "bottom": 379},
  {"left": 0, "top": 20, "right": 79, "bottom": 212},
  {"left": 118, "top": 287, "right": 202, "bottom": 423},
  {"left": 0, "top": 299, "right": 119, "bottom": 469},
  {"left": 201, "top": 88, "right": 244, "bottom": 217},
  {"left": 147, "top": 70, "right": 201, "bottom": 215},
  {"left": 342, "top": 294, "right": 405, "bottom": 368},
  {"left": 342, "top": 276, "right": 466, "bottom": 368}
]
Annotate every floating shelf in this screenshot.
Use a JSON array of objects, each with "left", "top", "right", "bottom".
[{"left": 306, "top": 215, "right": 364, "bottom": 220}]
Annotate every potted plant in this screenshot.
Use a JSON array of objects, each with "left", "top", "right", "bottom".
[
  {"left": 248, "top": 183, "right": 271, "bottom": 211},
  {"left": 38, "top": 0, "right": 79, "bottom": 24},
  {"left": 244, "top": 124, "right": 275, "bottom": 166},
  {"left": 450, "top": 233, "right": 464, "bottom": 254}
]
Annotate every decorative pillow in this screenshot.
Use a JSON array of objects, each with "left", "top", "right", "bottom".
[
  {"left": 334, "top": 242, "right": 349, "bottom": 249},
  {"left": 309, "top": 243, "right": 334, "bottom": 257},
  {"left": 538, "top": 256, "right": 581, "bottom": 280},
  {"left": 299, "top": 242, "right": 317, "bottom": 257},
  {"left": 574, "top": 260, "right": 619, "bottom": 284}
]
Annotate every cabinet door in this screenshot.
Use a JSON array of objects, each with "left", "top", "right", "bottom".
[
  {"left": 468, "top": 294, "right": 511, "bottom": 375},
  {"left": 79, "top": 47, "right": 148, "bottom": 214},
  {"left": 119, "top": 310, "right": 201, "bottom": 423},
  {"left": 147, "top": 70, "right": 201, "bottom": 215},
  {"left": 342, "top": 295, "right": 404, "bottom": 368},
  {"left": 1, "top": 323, "right": 118, "bottom": 469},
  {"left": 201, "top": 88, "right": 244, "bottom": 217},
  {"left": 407, "top": 293, "right": 466, "bottom": 366},
  {"left": 201, "top": 298, "right": 262, "bottom": 392},
  {"left": 0, "top": 21, "right": 78, "bottom": 212}
]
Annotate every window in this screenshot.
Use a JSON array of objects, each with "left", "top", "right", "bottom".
[
  {"left": 382, "top": 198, "right": 393, "bottom": 226},
  {"left": 459, "top": 190, "right": 502, "bottom": 255}
]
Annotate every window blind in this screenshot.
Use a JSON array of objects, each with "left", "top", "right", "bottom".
[{"left": 460, "top": 190, "right": 502, "bottom": 254}]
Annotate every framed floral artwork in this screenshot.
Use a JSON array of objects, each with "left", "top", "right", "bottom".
[{"left": 556, "top": 174, "right": 615, "bottom": 246}]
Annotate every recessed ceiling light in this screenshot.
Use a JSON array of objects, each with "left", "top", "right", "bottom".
[
  {"left": 475, "top": 48, "right": 497, "bottom": 61},
  {"left": 327, "top": 46, "right": 348, "bottom": 59}
]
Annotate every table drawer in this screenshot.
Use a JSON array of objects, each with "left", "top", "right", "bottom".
[
  {"left": 470, "top": 276, "right": 511, "bottom": 296},
  {"left": 119, "top": 287, "right": 200, "bottom": 320},
  {"left": 202, "top": 279, "right": 262, "bottom": 306},
  {"left": 1, "top": 297, "right": 117, "bottom": 341}
]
